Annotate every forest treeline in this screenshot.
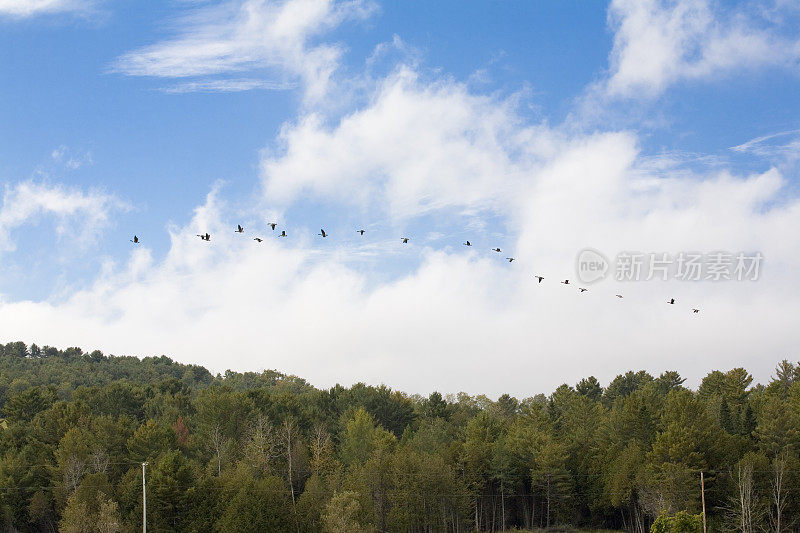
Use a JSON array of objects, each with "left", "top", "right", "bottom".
[{"left": 0, "top": 341, "right": 798, "bottom": 532}]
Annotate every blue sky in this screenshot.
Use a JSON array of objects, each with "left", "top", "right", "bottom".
[{"left": 1, "top": 0, "right": 799, "bottom": 396}]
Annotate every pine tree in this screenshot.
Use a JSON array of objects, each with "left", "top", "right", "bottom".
[{"left": 720, "top": 397, "right": 733, "bottom": 433}]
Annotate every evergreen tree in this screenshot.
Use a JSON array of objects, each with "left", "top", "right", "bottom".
[
  {"left": 576, "top": 376, "right": 603, "bottom": 401},
  {"left": 0, "top": 340, "right": 798, "bottom": 532}
]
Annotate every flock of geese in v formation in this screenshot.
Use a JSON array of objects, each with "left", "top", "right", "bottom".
[{"left": 129, "top": 223, "right": 701, "bottom": 315}]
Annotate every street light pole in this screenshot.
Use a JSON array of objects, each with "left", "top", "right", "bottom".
[
  {"left": 142, "top": 462, "right": 148, "bottom": 533},
  {"left": 700, "top": 471, "right": 707, "bottom": 533}
]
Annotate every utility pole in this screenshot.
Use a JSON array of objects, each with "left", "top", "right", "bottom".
[
  {"left": 142, "top": 461, "right": 149, "bottom": 533},
  {"left": 700, "top": 471, "right": 707, "bottom": 533}
]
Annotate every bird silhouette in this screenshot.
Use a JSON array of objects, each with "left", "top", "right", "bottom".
[
  {"left": 254, "top": 238, "right": 263, "bottom": 242},
  {"left": 464, "top": 241, "right": 471, "bottom": 246},
  {"left": 401, "top": 237, "right": 409, "bottom": 244},
  {"left": 279, "top": 231, "right": 287, "bottom": 237},
  {"left": 535, "top": 275, "right": 544, "bottom": 283},
  {"left": 579, "top": 288, "right": 588, "bottom": 293},
  {"left": 269, "top": 223, "right": 277, "bottom": 231},
  {"left": 235, "top": 224, "right": 244, "bottom": 233},
  {"left": 319, "top": 229, "right": 327, "bottom": 238},
  {"left": 197, "top": 233, "right": 211, "bottom": 241},
  {"left": 692, "top": 308, "right": 700, "bottom": 313},
  {"left": 131, "top": 235, "right": 139, "bottom": 244},
  {"left": 561, "top": 279, "right": 570, "bottom": 285},
  {"left": 357, "top": 229, "right": 365, "bottom": 235},
  {"left": 667, "top": 298, "right": 675, "bottom": 305},
  {"left": 506, "top": 257, "right": 514, "bottom": 262},
  {"left": 492, "top": 248, "right": 501, "bottom": 253},
  {"left": 616, "top": 294, "right": 623, "bottom": 299}
]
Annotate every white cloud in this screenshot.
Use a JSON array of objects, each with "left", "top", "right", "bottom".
[
  {"left": 2, "top": 70, "right": 800, "bottom": 397},
  {"left": 161, "top": 78, "right": 297, "bottom": 94},
  {"left": 602, "top": 0, "right": 800, "bottom": 98},
  {"left": 112, "top": 0, "right": 377, "bottom": 102},
  {"left": 0, "top": 0, "right": 97, "bottom": 18},
  {"left": 261, "top": 67, "right": 550, "bottom": 219},
  {"left": 51, "top": 145, "right": 93, "bottom": 169},
  {"left": 731, "top": 129, "right": 800, "bottom": 164},
  {"left": 4, "top": 0, "right": 800, "bottom": 395},
  {"left": 51, "top": 145, "right": 67, "bottom": 161},
  {"left": 0, "top": 181, "right": 122, "bottom": 255}
]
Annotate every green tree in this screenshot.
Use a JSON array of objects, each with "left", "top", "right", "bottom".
[
  {"left": 59, "top": 474, "right": 121, "bottom": 533},
  {"left": 650, "top": 510, "right": 703, "bottom": 533},
  {"left": 4, "top": 386, "right": 56, "bottom": 423},
  {"left": 604, "top": 371, "right": 654, "bottom": 406},
  {"left": 296, "top": 473, "right": 330, "bottom": 532},
  {"left": 644, "top": 390, "right": 727, "bottom": 516},
  {"left": 216, "top": 468, "right": 292, "bottom": 532},
  {"left": 576, "top": 376, "right": 603, "bottom": 401},
  {"left": 323, "top": 491, "right": 373, "bottom": 533},
  {"left": 339, "top": 408, "right": 379, "bottom": 467},
  {"left": 756, "top": 396, "right": 799, "bottom": 456},
  {"left": 655, "top": 371, "right": 686, "bottom": 396},
  {"left": 148, "top": 449, "right": 196, "bottom": 532},
  {"left": 126, "top": 419, "right": 174, "bottom": 462},
  {"left": 420, "top": 391, "right": 451, "bottom": 420},
  {"left": 770, "top": 360, "right": 797, "bottom": 399},
  {"left": 461, "top": 411, "right": 502, "bottom": 530}
]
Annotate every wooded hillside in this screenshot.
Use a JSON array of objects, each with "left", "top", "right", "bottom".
[{"left": 0, "top": 341, "right": 797, "bottom": 532}]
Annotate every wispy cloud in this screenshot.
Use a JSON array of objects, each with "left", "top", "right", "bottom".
[
  {"left": 51, "top": 145, "right": 94, "bottom": 169},
  {"left": 161, "top": 78, "right": 297, "bottom": 94},
  {"left": 0, "top": 181, "right": 124, "bottom": 255},
  {"left": 599, "top": 0, "right": 800, "bottom": 99},
  {"left": 0, "top": 0, "right": 99, "bottom": 18},
  {"left": 731, "top": 129, "right": 800, "bottom": 162},
  {"left": 112, "top": 0, "right": 377, "bottom": 101}
]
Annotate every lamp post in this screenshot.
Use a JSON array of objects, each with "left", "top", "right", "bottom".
[{"left": 142, "top": 461, "right": 149, "bottom": 533}]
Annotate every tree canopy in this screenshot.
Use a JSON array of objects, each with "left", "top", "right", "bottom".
[{"left": 0, "top": 340, "right": 798, "bottom": 532}]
